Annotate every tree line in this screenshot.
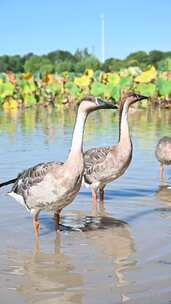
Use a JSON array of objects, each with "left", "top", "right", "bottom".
[{"left": 0, "top": 48, "right": 171, "bottom": 74}]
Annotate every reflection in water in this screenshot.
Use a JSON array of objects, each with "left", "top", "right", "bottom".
[
  {"left": 156, "top": 184, "right": 171, "bottom": 204},
  {"left": 2, "top": 107, "right": 171, "bottom": 302},
  {"left": 156, "top": 184, "right": 171, "bottom": 220},
  {"left": 3, "top": 210, "right": 135, "bottom": 304},
  {"left": 2, "top": 106, "right": 171, "bottom": 143},
  {"left": 5, "top": 235, "right": 83, "bottom": 304},
  {"left": 83, "top": 212, "right": 135, "bottom": 289},
  {"left": 0, "top": 106, "right": 116, "bottom": 143}
]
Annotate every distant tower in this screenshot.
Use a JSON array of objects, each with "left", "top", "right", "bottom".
[{"left": 100, "top": 14, "right": 105, "bottom": 63}]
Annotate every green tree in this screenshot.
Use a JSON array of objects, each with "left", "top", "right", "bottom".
[
  {"left": 54, "top": 60, "right": 74, "bottom": 73},
  {"left": 24, "top": 56, "right": 53, "bottom": 74},
  {"left": 74, "top": 56, "right": 101, "bottom": 73},
  {"left": 47, "top": 50, "right": 75, "bottom": 63},
  {"left": 8, "top": 55, "right": 23, "bottom": 73},
  {"left": 157, "top": 57, "right": 171, "bottom": 71},
  {"left": 148, "top": 50, "right": 164, "bottom": 66},
  {"left": 126, "top": 51, "right": 148, "bottom": 65},
  {"left": 0, "top": 55, "right": 10, "bottom": 72},
  {"left": 74, "top": 48, "right": 90, "bottom": 61},
  {"left": 102, "top": 58, "right": 125, "bottom": 72}
]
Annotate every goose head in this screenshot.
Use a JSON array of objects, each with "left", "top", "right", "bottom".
[
  {"left": 122, "top": 92, "right": 148, "bottom": 106},
  {"left": 79, "top": 96, "right": 117, "bottom": 113}
]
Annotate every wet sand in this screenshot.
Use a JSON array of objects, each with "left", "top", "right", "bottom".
[{"left": 0, "top": 108, "right": 171, "bottom": 303}]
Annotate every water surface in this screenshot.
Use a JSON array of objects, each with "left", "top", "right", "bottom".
[{"left": 0, "top": 107, "right": 171, "bottom": 303}]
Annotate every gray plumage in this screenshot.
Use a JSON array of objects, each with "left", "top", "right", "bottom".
[
  {"left": 1, "top": 96, "right": 116, "bottom": 238},
  {"left": 155, "top": 136, "right": 171, "bottom": 180},
  {"left": 155, "top": 137, "right": 171, "bottom": 165},
  {"left": 83, "top": 93, "right": 147, "bottom": 206},
  {"left": 83, "top": 140, "right": 133, "bottom": 191},
  {"left": 10, "top": 162, "right": 64, "bottom": 211}
]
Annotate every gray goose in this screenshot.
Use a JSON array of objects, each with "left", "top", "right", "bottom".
[
  {"left": 0, "top": 96, "right": 116, "bottom": 239},
  {"left": 83, "top": 93, "right": 147, "bottom": 208},
  {"left": 155, "top": 137, "right": 171, "bottom": 181}
]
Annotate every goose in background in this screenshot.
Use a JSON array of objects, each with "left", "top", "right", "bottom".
[
  {"left": 155, "top": 137, "right": 171, "bottom": 181},
  {"left": 0, "top": 96, "right": 117, "bottom": 239},
  {"left": 83, "top": 93, "right": 147, "bottom": 209}
]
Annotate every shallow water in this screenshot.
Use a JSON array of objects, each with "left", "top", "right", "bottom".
[{"left": 0, "top": 106, "right": 171, "bottom": 303}]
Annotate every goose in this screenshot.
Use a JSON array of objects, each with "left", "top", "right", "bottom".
[
  {"left": 83, "top": 93, "right": 147, "bottom": 208},
  {"left": 155, "top": 136, "right": 171, "bottom": 181},
  {"left": 0, "top": 96, "right": 117, "bottom": 239}
]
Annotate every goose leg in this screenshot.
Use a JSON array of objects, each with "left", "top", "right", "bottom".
[
  {"left": 32, "top": 211, "right": 40, "bottom": 240},
  {"left": 54, "top": 210, "right": 61, "bottom": 232},
  {"left": 33, "top": 213, "right": 39, "bottom": 240},
  {"left": 99, "top": 187, "right": 105, "bottom": 208},
  {"left": 92, "top": 189, "right": 98, "bottom": 213},
  {"left": 160, "top": 163, "right": 164, "bottom": 181},
  {"left": 34, "top": 238, "right": 40, "bottom": 256}
]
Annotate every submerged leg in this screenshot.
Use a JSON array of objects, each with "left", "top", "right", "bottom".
[
  {"left": 91, "top": 189, "right": 98, "bottom": 216},
  {"left": 99, "top": 186, "right": 105, "bottom": 209},
  {"left": 32, "top": 210, "right": 40, "bottom": 240},
  {"left": 160, "top": 163, "right": 164, "bottom": 181},
  {"left": 54, "top": 209, "right": 61, "bottom": 232},
  {"left": 92, "top": 189, "right": 98, "bottom": 208}
]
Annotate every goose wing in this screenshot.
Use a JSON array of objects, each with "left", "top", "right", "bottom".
[
  {"left": 11, "top": 161, "right": 64, "bottom": 197},
  {"left": 84, "top": 146, "right": 111, "bottom": 184}
]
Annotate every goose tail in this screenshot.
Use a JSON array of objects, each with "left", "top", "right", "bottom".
[{"left": 0, "top": 178, "right": 17, "bottom": 188}]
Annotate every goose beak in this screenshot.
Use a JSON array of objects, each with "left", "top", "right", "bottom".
[
  {"left": 136, "top": 94, "right": 148, "bottom": 101},
  {"left": 96, "top": 97, "right": 118, "bottom": 109}
]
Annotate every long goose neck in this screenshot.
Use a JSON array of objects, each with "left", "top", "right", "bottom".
[
  {"left": 68, "top": 107, "right": 87, "bottom": 160},
  {"left": 118, "top": 101, "right": 131, "bottom": 146}
]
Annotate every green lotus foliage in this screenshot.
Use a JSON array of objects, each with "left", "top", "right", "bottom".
[
  {"left": 46, "top": 82, "right": 61, "bottom": 95},
  {"left": 24, "top": 94, "right": 37, "bottom": 107},
  {"left": 157, "top": 79, "right": 171, "bottom": 97},
  {"left": 1, "top": 63, "right": 171, "bottom": 110},
  {"left": 119, "top": 76, "right": 132, "bottom": 90},
  {"left": 91, "top": 81, "right": 120, "bottom": 101},
  {"left": 110, "top": 85, "right": 120, "bottom": 101},
  {"left": 0, "top": 81, "right": 15, "bottom": 105},
  {"left": 0, "top": 82, "right": 14, "bottom": 98},
  {"left": 65, "top": 81, "right": 81, "bottom": 97},
  {"left": 90, "top": 82, "right": 106, "bottom": 97},
  {"left": 134, "top": 83, "right": 157, "bottom": 97},
  {"left": 18, "top": 80, "right": 36, "bottom": 95},
  {"left": 157, "top": 58, "right": 171, "bottom": 71},
  {"left": 107, "top": 73, "right": 120, "bottom": 85}
]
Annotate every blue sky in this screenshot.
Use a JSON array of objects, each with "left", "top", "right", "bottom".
[{"left": 0, "top": 0, "right": 170, "bottom": 60}]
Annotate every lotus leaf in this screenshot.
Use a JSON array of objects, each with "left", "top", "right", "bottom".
[
  {"left": 24, "top": 94, "right": 37, "bottom": 107},
  {"left": 74, "top": 75, "right": 91, "bottom": 88},
  {"left": 46, "top": 82, "right": 60, "bottom": 94},
  {"left": 65, "top": 81, "right": 81, "bottom": 96},
  {"left": 102, "top": 84, "right": 120, "bottom": 101},
  {"left": 134, "top": 66, "right": 157, "bottom": 83},
  {"left": 18, "top": 80, "right": 36, "bottom": 95},
  {"left": 90, "top": 82, "right": 106, "bottom": 97},
  {"left": 135, "top": 83, "right": 156, "bottom": 97},
  {"left": 0, "top": 82, "right": 15, "bottom": 98},
  {"left": 157, "top": 79, "right": 171, "bottom": 97},
  {"left": 84, "top": 69, "right": 94, "bottom": 78},
  {"left": 107, "top": 73, "right": 120, "bottom": 85},
  {"left": 120, "top": 76, "right": 132, "bottom": 89}
]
